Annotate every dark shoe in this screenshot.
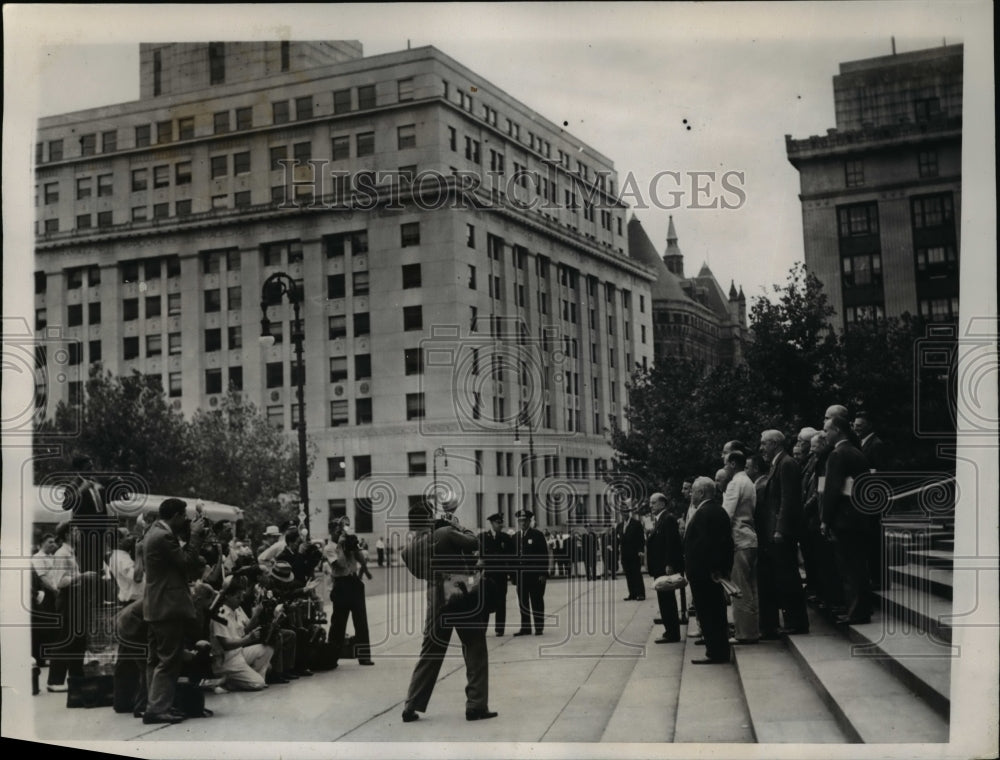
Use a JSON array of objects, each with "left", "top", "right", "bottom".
[
  {"left": 282, "top": 671, "right": 300, "bottom": 680},
  {"left": 534, "top": 630, "right": 543, "bottom": 636},
  {"left": 653, "top": 617, "right": 663, "bottom": 624},
  {"left": 143, "top": 712, "right": 185, "bottom": 725},
  {"left": 694, "top": 637, "right": 705, "bottom": 645},
  {"left": 293, "top": 668, "right": 314, "bottom": 677},
  {"left": 401, "top": 709, "right": 420, "bottom": 723},
  {"left": 690, "top": 658, "right": 729, "bottom": 665},
  {"left": 466, "top": 708, "right": 499, "bottom": 721},
  {"left": 654, "top": 636, "right": 681, "bottom": 644},
  {"left": 46, "top": 684, "right": 68, "bottom": 693},
  {"left": 623, "top": 596, "right": 636, "bottom": 601},
  {"left": 267, "top": 675, "right": 290, "bottom": 684},
  {"left": 358, "top": 660, "right": 375, "bottom": 666},
  {"left": 496, "top": 632, "right": 504, "bottom": 637},
  {"left": 133, "top": 709, "right": 144, "bottom": 719},
  {"left": 512, "top": 630, "right": 531, "bottom": 637},
  {"left": 635, "top": 597, "right": 646, "bottom": 601}
]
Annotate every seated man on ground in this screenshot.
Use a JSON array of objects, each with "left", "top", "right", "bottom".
[{"left": 210, "top": 581, "right": 273, "bottom": 692}]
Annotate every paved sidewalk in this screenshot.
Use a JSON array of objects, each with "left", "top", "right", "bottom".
[{"left": 22, "top": 576, "right": 695, "bottom": 744}]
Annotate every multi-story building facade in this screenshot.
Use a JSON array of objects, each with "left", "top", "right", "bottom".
[
  {"left": 33, "top": 41, "right": 656, "bottom": 539},
  {"left": 628, "top": 215, "right": 747, "bottom": 366},
  {"left": 786, "top": 44, "right": 962, "bottom": 330}
]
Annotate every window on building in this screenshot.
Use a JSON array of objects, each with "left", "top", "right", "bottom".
[
  {"left": 269, "top": 145, "right": 288, "bottom": 172},
  {"left": 917, "top": 149, "right": 939, "bottom": 178},
  {"left": 142, "top": 334, "right": 161, "bottom": 358},
  {"left": 101, "top": 130, "right": 117, "bottom": 153},
  {"left": 131, "top": 168, "right": 148, "bottom": 192},
  {"left": 225, "top": 325, "right": 242, "bottom": 350},
  {"left": 122, "top": 298, "right": 139, "bottom": 321},
  {"left": 177, "top": 117, "right": 194, "bottom": 140},
  {"left": 67, "top": 304, "right": 83, "bottom": 327},
  {"left": 397, "top": 124, "right": 417, "bottom": 150},
  {"left": 76, "top": 177, "right": 92, "bottom": 199},
  {"left": 264, "top": 362, "right": 283, "bottom": 389},
  {"left": 327, "top": 274, "right": 346, "bottom": 300},
  {"left": 234, "top": 191, "right": 251, "bottom": 208},
  {"left": 397, "top": 78, "right": 414, "bottom": 102},
  {"left": 356, "top": 132, "right": 375, "bottom": 157},
  {"left": 911, "top": 193, "right": 955, "bottom": 229},
  {"left": 156, "top": 120, "right": 173, "bottom": 144},
  {"left": 214, "top": 111, "right": 230, "bottom": 134},
  {"left": 265, "top": 405, "right": 283, "bottom": 429},
  {"left": 327, "top": 456, "right": 347, "bottom": 481},
  {"left": 354, "top": 312, "right": 370, "bottom": 336},
  {"left": 210, "top": 155, "right": 228, "bottom": 179},
  {"left": 134, "top": 125, "right": 151, "bottom": 148},
  {"left": 333, "top": 89, "right": 352, "bottom": 113},
  {"left": 327, "top": 356, "right": 348, "bottom": 383},
  {"left": 329, "top": 400, "right": 349, "bottom": 427},
  {"left": 358, "top": 85, "right": 376, "bottom": 110},
  {"left": 167, "top": 293, "right": 182, "bottom": 317},
  {"left": 350, "top": 353, "right": 370, "bottom": 380},
  {"left": 328, "top": 314, "right": 347, "bottom": 339},
  {"left": 97, "top": 210, "right": 113, "bottom": 227},
  {"left": 152, "top": 164, "right": 169, "bottom": 189},
  {"left": 145, "top": 295, "right": 161, "bottom": 319},
  {"left": 400, "top": 222, "right": 420, "bottom": 247},
  {"left": 233, "top": 151, "right": 251, "bottom": 175},
  {"left": 295, "top": 95, "right": 314, "bottom": 120},
  {"left": 123, "top": 336, "right": 140, "bottom": 360},
  {"left": 844, "top": 159, "right": 864, "bottom": 187},
  {"left": 356, "top": 398, "right": 373, "bottom": 424},
  {"left": 272, "top": 100, "right": 290, "bottom": 124},
  {"left": 401, "top": 263, "right": 422, "bottom": 289},
  {"left": 403, "top": 305, "right": 423, "bottom": 331},
  {"left": 44, "top": 182, "right": 59, "bottom": 204},
  {"left": 352, "top": 270, "right": 370, "bottom": 296},
  {"left": 43, "top": 218, "right": 59, "bottom": 234},
  {"left": 87, "top": 302, "right": 101, "bottom": 324},
  {"left": 406, "top": 393, "right": 426, "bottom": 420},
  {"left": 204, "top": 289, "right": 221, "bottom": 313},
  {"left": 235, "top": 107, "right": 252, "bottom": 130},
  {"left": 204, "top": 328, "right": 222, "bottom": 352},
  {"left": 76, "top": 214, "right": 93, "bottom": 230},
  {"left": 404, "top": 348, "right": 424, "bottom": 375},
  {"left": 208, "top": 42, "right": 226, "bottom": 84},
  {"left": 837, "top": 202, "right": 879, "bottom": 237},
  {"left": 407, "top": 451, "right": 427, "bottom": 476}
]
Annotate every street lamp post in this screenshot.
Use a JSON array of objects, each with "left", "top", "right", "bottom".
[
  {"left": 259, "top": 271, "right": 310, "bottom": 539},
  {"left": 432, "top": 447, "right": 448, "bottom": 513},
  {"left": 515, "top": 409, "right": 537, "bottom": 516}
]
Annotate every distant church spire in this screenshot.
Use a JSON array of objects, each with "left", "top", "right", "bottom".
[{"left": 663, "top": 215, "right": 684, "bottom": 277}]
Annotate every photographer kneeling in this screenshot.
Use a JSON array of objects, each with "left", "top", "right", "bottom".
[
  {"left": 210, "top": 581, "right": 273, "bottom": 691},
  {"left": 326, "top": 518, "right": 374, "bottom": 668}
]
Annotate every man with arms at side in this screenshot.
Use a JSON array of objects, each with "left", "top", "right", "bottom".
[
  {"left": 480, "top": 513, "right": 513, "bottom": 637},
  {"left": 511, "top": 510, "right": 550, "bottom": 635},
  {"left": 142, "top": 498, "right": 206, "bottom": 724},
  {"left": 822, "top": 416, "right": 874, "bottom": 625},
  {"left": 619, "top": 504, "right": 646, "bottom": 602},
  {"left": 854, "top": 410, "right": 889, "bottom": 592},
  {"left": 721, "top": 451, "right": 759, "bottom": 643},
  {"left": 758, "top": 430, "right": 809, "bottom": 637},
  {"left": 684, "top": 477, "right": 734, "bottom": 664},
  {"left": 646, "top": 493, "right": 683, "bottom": 643}
]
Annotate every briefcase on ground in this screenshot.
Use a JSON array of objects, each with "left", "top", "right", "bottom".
[{"left": 66, "top": 674, "right": 114, "bottom": 708}]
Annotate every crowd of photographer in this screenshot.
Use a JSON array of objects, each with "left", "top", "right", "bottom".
[{"left": 30, "top": 463, "right": 374, "bottom": 724}]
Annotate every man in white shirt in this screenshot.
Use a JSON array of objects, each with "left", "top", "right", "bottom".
[
  {"left": 107, "top": 532, "right": 144, "bottom": 603},
  {"left": 211, "top": 582, "right": 273, "bottom": 691},
  {"left": 721, "top": 451, "right": 759, "bottom": 643}
]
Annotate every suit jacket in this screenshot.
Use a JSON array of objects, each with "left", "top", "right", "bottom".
[
  {"left": 721, "top": 471, "right": 758, "bottom": 550},
  {"left": 142, "top": 520, "right": 205, "bottom": 623},
  {"left": 621, "top": 518, "right": 645, "bottom": 559},
  {"left": 760, "top": 450, "right": 803, "bottom": 543},
  {"left": 861, "top": 434, "right": 889, "bottom": 472},
  {"left": 646, "top": 510, "right": 684, "bottom": 577},
  {"left": 683, "top": 498, "right": 734, "bottom": 581},
  {"left": 513, "top": 527, "right": 550, "bottom": 576},
  {"left": 821, "top": 440, "right": 871, "bottom": 533},
  {"left": 480, "top": 529, "right": 513, "bottom": 575}
]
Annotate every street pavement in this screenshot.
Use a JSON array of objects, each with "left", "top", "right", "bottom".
[{"left": 25, "top": 569, "right": 706, "bottom": 744}]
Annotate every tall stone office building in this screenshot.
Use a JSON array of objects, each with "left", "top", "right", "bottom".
[
  {"left": 33, "top": 41, "right": 656, "bottom": 539},
  {"left": 786, "top": 44, "right": 962, "bottom": 330}
]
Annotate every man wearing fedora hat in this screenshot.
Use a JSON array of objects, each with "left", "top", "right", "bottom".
[
  {"left": 480, "top": 513, "right": 512, "bottom": 636},
  {"left": 511, "top": 510, "right": 549, "bottom": 636},
  {"left": 620, "top": 503, "right": 647, "bottom": 602}
]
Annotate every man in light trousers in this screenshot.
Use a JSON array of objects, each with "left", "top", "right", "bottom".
[{"left": 721, "top": 450, "right": 760, "bottom": 643}]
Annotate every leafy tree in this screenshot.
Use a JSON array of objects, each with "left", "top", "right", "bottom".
[
  {"left": 745, "top": 263, "right": 838, "bottom": 432},
  {"left": 34, "top": 366, "right": 192, "bottom": 494},
  {"left": 187, "top": 389, "right": 312, "bottom": 538}
]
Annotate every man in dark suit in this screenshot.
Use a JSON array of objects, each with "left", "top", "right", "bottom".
[
  {"left": 758, "top": 430, "right": 809, "bottom": 636},
  {"left": 684, "top": 478, "right": 734, "bottom": 664},
  {"left": 403, "top": 507, "right": 495, "bottom": 723},
  {"left": 142, "top": 498, "right": 206, "bottom": 725},
  {"left": 620, "top": 505, "right": 646, "bottom": 601},
  {"left": 646, "top": 493, "right": 684, "bottom": 643},
  {"left": 854, "top": 410, "right": 889, "bottom": 592},
  {"left": 480, "top": 513, "right": 512, "bottom": 636},
  {"left": 511, "top": 510, "right": 549, "bottom": 636},
  {"left": 822, "top": 416, "right": 875, "bottom": 625}
]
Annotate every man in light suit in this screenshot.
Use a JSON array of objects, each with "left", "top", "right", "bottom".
[
  {"left": 758, "top": 430, "right": 809, "bottom": 636},
  {"left": 721, "top": 450, "right": 759, "bottom": 643},
  {"left": 822, "top": 416, "right": 874, "bottom": 625},
  {"left": 142, "top": 498, "right": 205, "bottom": 724}
]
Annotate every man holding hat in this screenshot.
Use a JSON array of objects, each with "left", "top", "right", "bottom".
[
  {"left": 480, "top": 513, "right": 513, "bottom": 636},
  {"left": 511, "top": 510, "right": 549, "bottom": 636},
  {"left": 142, "top": 498, "right": 206, "bottom": 724}
]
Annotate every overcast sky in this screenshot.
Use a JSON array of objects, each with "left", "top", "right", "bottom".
[{"left": 5, "top": 2, "right": 992, "bottom": 304}]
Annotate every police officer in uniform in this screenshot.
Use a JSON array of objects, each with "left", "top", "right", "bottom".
[
  {"left": 480, "top": 513, "right": 512, "bottom": 636},
  {"left": 511, "top": 510, "right": 549, "bottom": 636}
]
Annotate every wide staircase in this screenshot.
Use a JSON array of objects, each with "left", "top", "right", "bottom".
[{"left": 602, "top": 511, "right": 955, "bottom": 743}]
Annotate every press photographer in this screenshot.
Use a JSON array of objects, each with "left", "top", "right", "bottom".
[{"left": 326, "top": 518, "right": 374, "bottom": 668}]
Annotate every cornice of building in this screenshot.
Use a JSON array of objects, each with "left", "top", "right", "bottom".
[
  {"left": 785, "top": 117, "right": 961, "bottom": 165},
  {"left": 797, "top": 173, "right": 962, "bottom": 203}
]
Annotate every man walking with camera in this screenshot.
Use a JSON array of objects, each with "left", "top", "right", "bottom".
[{"left": 326, "top": 518, "right": 374, "bottom": 668}]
